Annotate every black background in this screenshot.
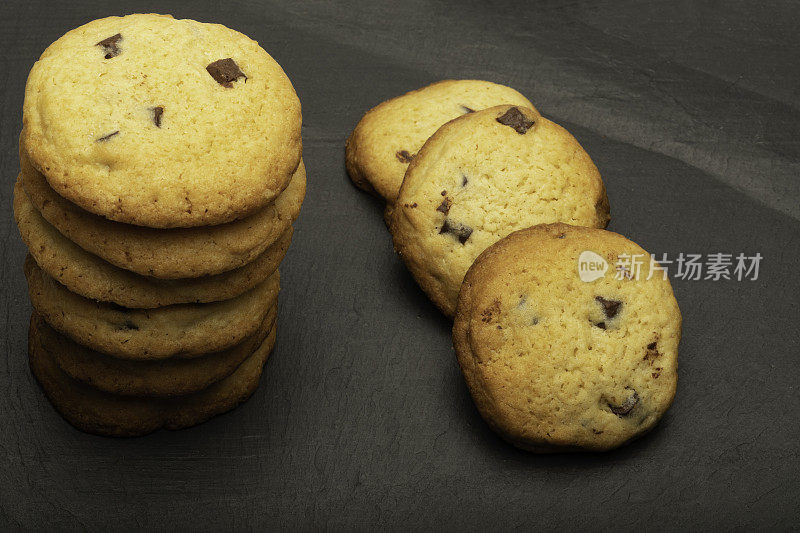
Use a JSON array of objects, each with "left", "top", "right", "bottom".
[{"left": 1, "top": 0, "right": 798, "bottom": 530}]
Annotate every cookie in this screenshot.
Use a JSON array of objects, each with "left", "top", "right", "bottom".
[
  {"left": 20, "top": 145, "right": 306, "bottom": 279},
  {"left": 25, "top": 256, "right": 279, "bottom": 360},
  {"left": 29, "top": 313, "right": 275, "bottom": 437},
  {"left": 14, "top": 177, "right": 291, "bottom": 308},
  {"left": 453, "top": 223, "right": 681, "bottom": 452},
  {"left": 389, "top": 105, "right": 610, "bottom": 317},
  {"left": 346, "top": 80, "right": 535, "bottom": 203},
  {"left": 37, "top": 308, "right": 276, "bottom": 398},
  {"left": 22, "top": 13, "right": 302, "bottom": 228}
]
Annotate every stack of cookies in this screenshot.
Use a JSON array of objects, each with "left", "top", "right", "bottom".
[{"left": 13, "top": 14, "right": 304, "bottom": 437}]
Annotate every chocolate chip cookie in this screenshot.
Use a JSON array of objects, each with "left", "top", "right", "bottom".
[
  {"left": 39, "top": 308, "right": 276, "bottom": 398},
  {"left": 346, "top": 80, "right": 535, "bottom": 203},
  {"left": 390, "top": 105, "right": 610, "bottom": 317},
  {"left": 25, "top": 256, "right": 279, "bottom": 360},
  {"left": 22, "top": 14, "right": 302, "bottom": 228},
  {"left": 29, "top": 313, "right": 275, "bottom": 437},
  {"left": 453, "top": 223, "right": 681, "bottom": 452},
  {"left": 20, "top": 145, "right": 306, "bottom": 279},
  {"left": 14, "top": 177, "right": 291, "bottom": 307}
]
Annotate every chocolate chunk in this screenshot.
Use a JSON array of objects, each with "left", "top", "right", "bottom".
[
  {"left": 595, "top": 296, "right": 621, "bottom": 319},
  {"left": 644, "top": 341, "right": 661, "bottom": 362},
  {"left": 96, "top": 131, "right": 119, "bottom": 142},
  {"left": 436, "top": 197, "right": 452, "bottom": 214},
  {"left": 396, "top": 150, "right": 414, "bottom": 163},
  {"left": 496, "top": 107, "right": 535, "bottom": 134},
  {"left": 151, "top": 106, "right": 164, "bottom": 127},
  {"left": 609, "top": 390, "right": 639, "bottom": 416},
  {"left": 206, "top": 58, "right": 247, "bottom": 88},
  {"left": 460, "top": 105, "right": 475, "bottom": 114},
  {"left": 96, "top": 34, "right": 122, "bottom": 59},
  {"left": 439, "top": 218, "right": 473, "bottom": 244},
  {"left": 461, "top": 174, "right": 469, "bottom": 186}
]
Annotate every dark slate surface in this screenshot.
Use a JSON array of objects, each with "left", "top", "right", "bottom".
[{"left": 0, "top": 1, "right": 798, "bottom": 530}]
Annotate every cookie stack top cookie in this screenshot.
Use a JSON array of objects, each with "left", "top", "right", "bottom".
[{"left": 22, "top": 13, "right": 302, "bottom": 228}]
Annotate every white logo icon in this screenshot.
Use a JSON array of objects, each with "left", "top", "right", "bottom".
[{"left": 578, "top": 251, "right": 608, "bottom": 282}]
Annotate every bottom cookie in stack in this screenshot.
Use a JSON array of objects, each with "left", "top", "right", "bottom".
[{"left": 29, "top": 313, "right": 276, "bottom": 437}]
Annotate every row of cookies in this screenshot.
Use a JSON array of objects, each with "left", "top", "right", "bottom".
[
  {"left": 346, "top": 80, "right": 680, "bottom": 451},
  {"left": 14, "top": 14, "right": 304, "bottom": 436}
]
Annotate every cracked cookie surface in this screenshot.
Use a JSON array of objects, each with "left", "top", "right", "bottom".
[
  {"left": 453, "top": 223, "right": 681, "bottom": 452},
  {"left": 346, "top": 80, "right": 535, "bottom": 203},
  {"left": 390, "top": 105, "right": 610, "bottom": 317},
  {"left": 22, "top": 13, "right": 301, "bottom": 228}
]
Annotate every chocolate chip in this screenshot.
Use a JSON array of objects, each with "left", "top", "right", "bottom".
[
  {"left": 436, "top": 197, "right": 452, "bottom": 214},
  {"left": 596, "top": 296, "right": 621, "bottom": 319},
  {"left": 440, "top": 190, "right": 447, "bottom": 196},
  {"left": 440, "top": 218, "right": 473, "bottom": 244},
  {"left": 96, "top": 131, "right": 119, "bottom": 142},
  {"left": 644, "top": 342, "right": 661, "bottom": 362},
  {"left": 609, "top": 390, "right": 639, "bottom": 416},
  {"left": 557, "top": 233, "right": 566, "bottom": 239},
  {"left": 151, "top": 106, "right": 164, "bottom": 127},
  {"left": 96, "top": 34, "right": 122, "bottom": 59},
  {"left": 461, "top": 174, "right": 469, "bottom": 186},
  {"left": 206, "top": 58, "right": 247, "bottom": 88},
  {"left": 396, "top": 150, "right": 414, "bottom": 163},
  {"left": 460, "top": 105, "right": 475, "bottom": 114},
  {"left": 593, "top": 321, "right": 606, "bottom": 330},
  {"left": 496, "top": 107, "right": 535, "bottom": 134}
]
